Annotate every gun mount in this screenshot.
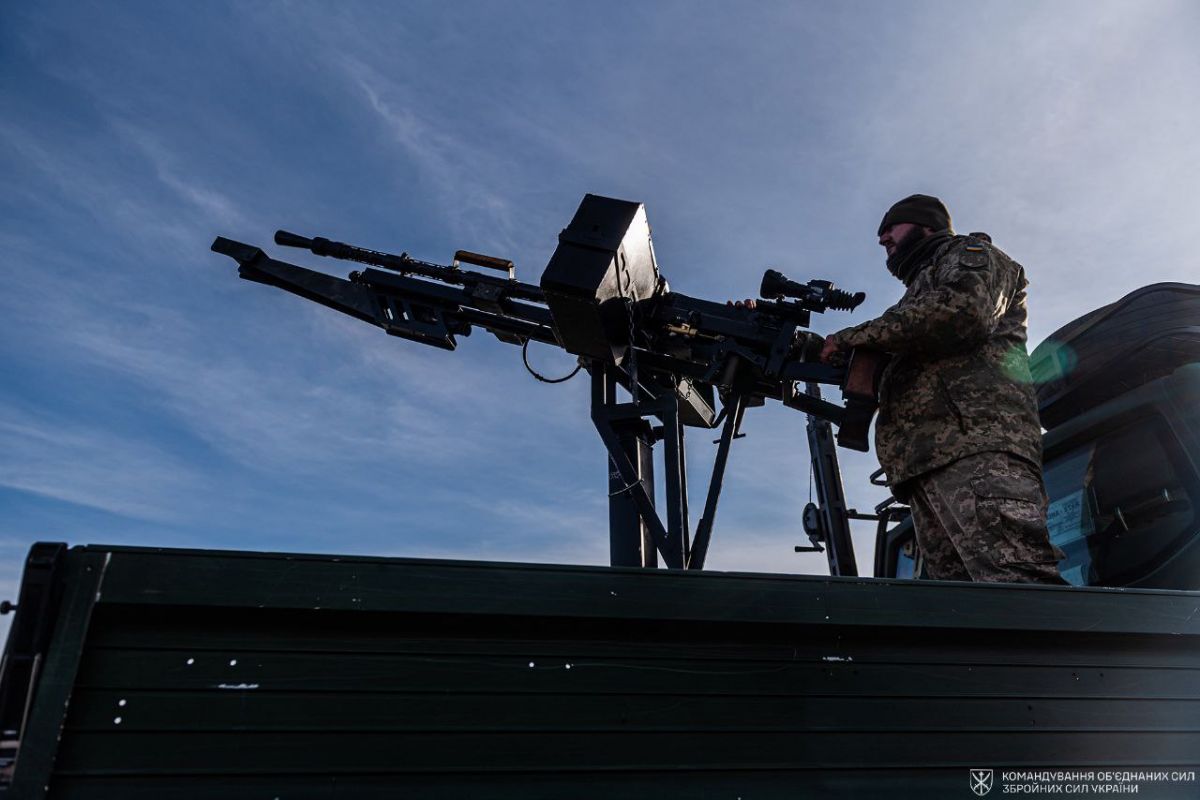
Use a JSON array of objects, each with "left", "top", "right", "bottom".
[{"left": 212, "top": 194, "right": 871, "bottom": 574}]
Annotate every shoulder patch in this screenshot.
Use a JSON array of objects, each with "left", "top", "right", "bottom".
[{"left": 950, "top": 241, "right": 990, "bottom": 270}]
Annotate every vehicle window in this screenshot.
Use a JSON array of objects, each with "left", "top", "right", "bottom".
[
  {"left": 894, "top": 545, "right": 916, "bottom": 579},
  {"left": 1044, "top": 416, "right": 1197, "bottom": 585}
]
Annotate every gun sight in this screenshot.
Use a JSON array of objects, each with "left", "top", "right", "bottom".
[{"left": 760, "top": 270, "right": 865, "bottom": 313}]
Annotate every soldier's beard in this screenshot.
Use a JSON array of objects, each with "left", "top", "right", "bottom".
[
  {"left": 887, "top": 226, "right": 928, "bottom": 264},
  {"left": 887, "top": 228, "right": 947, "bottom": 284}
]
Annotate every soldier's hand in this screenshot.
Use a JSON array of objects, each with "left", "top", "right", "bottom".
[
  {"left": 820, "top": 334, "right": 847, "bottom": 365},
  {"left": 726, "top": 298, "right": 757, "bottom": 310}
]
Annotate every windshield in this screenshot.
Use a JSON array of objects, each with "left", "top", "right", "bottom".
[{"left": 1044, "top": 415, "right": 1197, "bottom": 586}]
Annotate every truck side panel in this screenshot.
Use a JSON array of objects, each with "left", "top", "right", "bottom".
[{"left": 6, "top": 545, "right": 1200, "bottom": 798}]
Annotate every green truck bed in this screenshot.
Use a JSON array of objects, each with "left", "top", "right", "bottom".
[{"left": 2, "top": 544, "right": 1199, "bottom": 798}]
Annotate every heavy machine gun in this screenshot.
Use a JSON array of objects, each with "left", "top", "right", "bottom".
[{"left": 212, "top": 194, "right": 873, "bottom": 574}]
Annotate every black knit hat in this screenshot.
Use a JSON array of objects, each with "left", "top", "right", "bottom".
[{"left": 877, "top": 194, "right": 952, "bottom": 236}]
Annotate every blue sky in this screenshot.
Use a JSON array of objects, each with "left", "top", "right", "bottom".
[{"left": 2, "top": 0, "right": 1199, "bottom": 635}]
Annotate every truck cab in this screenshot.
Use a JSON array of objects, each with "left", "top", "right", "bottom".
[{"left": 876, "top": 283, "right": 1200, "bottom": 589}]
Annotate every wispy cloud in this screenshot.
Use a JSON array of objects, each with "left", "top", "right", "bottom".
[
  {"left": 110, "top": 120, "right": 246, "bottom": 230},
  {"left": 47, "top": 300, "right": 482, "bottom": 474},
  {"left": 333, "top": 54, "right": 525, "bottom": 256},
  {"left": 0, "top": 120, "right": 190, "bottom": 255},
  {"left": 0, "top": 114, "right": 255, "bottom": 271},
  {"left": 0, "top": 404, "right": 202, "bottom": 522}
]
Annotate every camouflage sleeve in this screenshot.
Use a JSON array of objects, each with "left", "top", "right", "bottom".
[{"left": 831, "top": 242, "right": 1012, "bottom": 356}]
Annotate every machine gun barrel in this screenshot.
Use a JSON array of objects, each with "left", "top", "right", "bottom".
[{"left": 274, "top": 230, "right": 546, "bottom": 304}]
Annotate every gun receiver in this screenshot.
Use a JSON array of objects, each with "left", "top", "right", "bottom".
[{"left": 213, "top": 194, "right": 873, "bottom": 575}]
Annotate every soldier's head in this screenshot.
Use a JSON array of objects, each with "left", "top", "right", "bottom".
[{"left": 877, "top": 194, "right": 952, "bottom": 257}]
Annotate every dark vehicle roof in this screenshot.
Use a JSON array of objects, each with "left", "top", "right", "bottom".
[{"left": 1031, "top": 282, "right": 1200, "bottom": 429}]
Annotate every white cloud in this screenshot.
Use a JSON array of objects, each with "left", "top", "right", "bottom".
[
  {"left": 0, "top": 405, "right": 202, "bottom": 522},
  {"left": 333, "top": 54, "right": 525, "bottom": 255},
  {"left": 109, "top": 120, "right": 246, "bottom": 229}
]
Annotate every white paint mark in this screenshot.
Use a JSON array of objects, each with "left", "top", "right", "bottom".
[
  {"left": 609, "top": 591, "right": 617, "bottom": 596},
  {"left": 118, "top": 699, "right": 127, "bottom": 707},
  {"left": 186, "top": 658, "right": 195, "bottom": 665},
  {"left": 821, "top": 656, "right": 853, "bottom": 662},
  {"left": 217, "top": 683, "right": 260, "bottom": 690},
  {"left": 229, "top": 659, "right": 238, "bottom": 666},
  {"left": 565, "top": 664, "right": 572, "bottom": 670},
  {"left": 824, "top": 615, "right": 830, "bottom": 620},
  {"left": 113, "top": 717, "right": 122, "bottom": 725},
  {"left": 528, "top": 661, "right": 536, "bottom": 668}
]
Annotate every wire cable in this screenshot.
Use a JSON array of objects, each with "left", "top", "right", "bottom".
[{"left": 522, "top": 338, "right": 582, "bottom": 384}]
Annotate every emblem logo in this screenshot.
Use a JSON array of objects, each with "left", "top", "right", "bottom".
[{"left": 970, "top": 769, "right": 994, "bottom": 796}]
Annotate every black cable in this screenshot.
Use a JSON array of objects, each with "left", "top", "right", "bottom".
[{"left": 522, "top": 338, "right": 582, "bottom": 384}]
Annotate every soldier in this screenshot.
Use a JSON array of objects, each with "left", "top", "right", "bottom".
[{"left": 821, "top": 194, "right": 1067, "bottom": 584}]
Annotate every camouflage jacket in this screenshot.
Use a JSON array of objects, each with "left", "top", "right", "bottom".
[{"left": 831, "top": 235, "right": 1043, "bottom": 490}]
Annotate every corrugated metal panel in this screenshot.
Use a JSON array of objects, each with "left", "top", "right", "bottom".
[{"left": 11, "top": 545, "right": 1200, "bottom": 798}]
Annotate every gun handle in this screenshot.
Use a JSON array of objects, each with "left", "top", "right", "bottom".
[
  {"left": 836, "top": 347, "right": 891, "bottom": 452},
  {"left": 454, "top": 250, "right": 514, "bottom": 278}
]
